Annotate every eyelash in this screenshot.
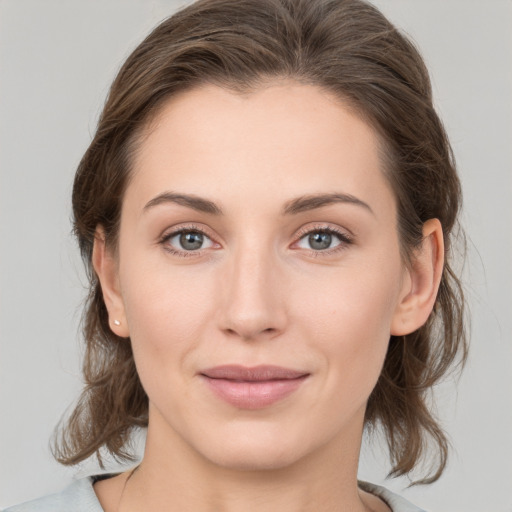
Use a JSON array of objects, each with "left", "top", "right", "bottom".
[
  {"left": 294, "top": 224, "right": 353, "bottom": 258},
  {"left": 158, "top": 223, "right": 353, "bottom": 259}
]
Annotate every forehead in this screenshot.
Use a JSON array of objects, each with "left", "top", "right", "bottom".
[{"left": 127, "top": 81, "right": 395, "bottom": 219}]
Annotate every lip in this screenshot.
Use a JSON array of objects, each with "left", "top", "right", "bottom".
[{"left": 200, "top": 365, "right": 309, "bottom": 410}]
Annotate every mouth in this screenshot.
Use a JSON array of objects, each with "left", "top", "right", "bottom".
[{"left": 200, "top": 365, "right": 310, "bottom": 409}]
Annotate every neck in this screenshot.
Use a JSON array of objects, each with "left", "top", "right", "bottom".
[{"left": 119, "top": 407, "right": 374, "bottom": 512}]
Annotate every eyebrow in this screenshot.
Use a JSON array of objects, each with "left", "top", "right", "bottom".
[
  {"left": 282, "top": 192, "right": 374, "bottom": 216},
  {"left": 144, "top": 192, "right": 222, "bottom": 215},
  {"left": 143, "top": 191, "right": 374, "bottom": 216}
]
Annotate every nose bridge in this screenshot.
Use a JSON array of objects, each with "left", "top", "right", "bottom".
[{"left": 218, "top": 233, "right": 286, "bottom": 340}]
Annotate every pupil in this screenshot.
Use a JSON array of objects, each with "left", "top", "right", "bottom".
[
  {"left": 180, "top": 232, "right": 203, "bottom": 250},
  {"left": 309, "top": 232, "right": 331, "bottom": 250}
]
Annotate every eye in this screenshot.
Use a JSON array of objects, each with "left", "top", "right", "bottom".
[
  {"left": 294, "top": 226, "right": 353, "bottom": 255},
  {"left": 160, "top": 226, "right": 215, "bottom": 257}
]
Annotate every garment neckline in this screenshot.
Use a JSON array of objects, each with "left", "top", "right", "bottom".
[{"left": 84, "top": 474, "right": 424, "bottom": 512}]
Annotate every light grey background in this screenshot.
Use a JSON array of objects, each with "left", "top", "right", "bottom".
[{"left": 1, "top": 1, "right": 511, "bottom": 510}]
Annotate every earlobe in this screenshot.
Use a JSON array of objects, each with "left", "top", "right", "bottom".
[
  {"left": 391, "top": 219, "right": 444, "bottom": 336},
  {"left": 92, "top": 227, "right": 130, "bottom": 338}
]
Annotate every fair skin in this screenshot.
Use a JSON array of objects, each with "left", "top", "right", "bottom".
[{"left": 93, "top": 81, "right": 444, "bottom": 512}]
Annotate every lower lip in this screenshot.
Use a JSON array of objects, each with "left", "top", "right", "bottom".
[{"left": 202, "top": 376, "right": 308, "bottom": 409}]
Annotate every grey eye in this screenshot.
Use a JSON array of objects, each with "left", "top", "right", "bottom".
[
  {"left": 296, "top": 229, "right": 344, "bottom": 251},
  {"left": 308, "top": 232, "right": 333, "bottom": 250},
  {"left": 167, "top": 230, "right": 214, "bottom": 252},
  {"left": 179, "top": 232, "right": 204, "bottom": 250}
]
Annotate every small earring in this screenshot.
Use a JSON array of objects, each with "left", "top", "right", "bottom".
[{"left": 113, "top": 320, "right": 121, "bottom": 326}]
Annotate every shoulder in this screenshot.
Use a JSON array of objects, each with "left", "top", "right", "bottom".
[
  {"left": 4, "top": 477, "right": 426, "bottom": 512},
  {"left": 358, "top": 481, "right": 427, "bottom": 512},
  {"left": 3, "top": 477, "right": 104, "bottom": 512}
]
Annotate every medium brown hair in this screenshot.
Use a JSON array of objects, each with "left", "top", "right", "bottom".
[{"left": 55, "top": 0, "right": 467, "bottom": 484}]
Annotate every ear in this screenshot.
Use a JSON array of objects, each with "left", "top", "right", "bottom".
[
  {"left": 92, "top": 227, "right": 130, "bottom": 338},
  {"left": 391, "top": 218, "right": 444, "bottom": 336}
]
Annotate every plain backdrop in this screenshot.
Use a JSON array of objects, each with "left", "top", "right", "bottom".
[{"left": 1, "top": 1, "right": 511, "bottom": 510}]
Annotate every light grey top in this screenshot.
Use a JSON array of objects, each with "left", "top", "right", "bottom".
[{"left": 3, "top": 477, "right": 426, "bottom": 512}]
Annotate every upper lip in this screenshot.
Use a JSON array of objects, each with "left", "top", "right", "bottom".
[{"left": 200, "top": 365, "right": 309, "bottom": 381}]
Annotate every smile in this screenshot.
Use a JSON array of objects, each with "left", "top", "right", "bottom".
[{"left": 200, "top": 365, "right": 310, "bottom": 409}]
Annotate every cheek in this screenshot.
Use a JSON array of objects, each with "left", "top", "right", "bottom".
[
  {"left": 118, "top": 255, "right": 219, "bottom": 391},
  {"left": 294, "top": 263, "right": 401, "bottom": 392}
]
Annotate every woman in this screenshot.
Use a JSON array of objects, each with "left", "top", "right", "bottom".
[{"left": 4, "top": 0, "right": 467, "bottom": 510}]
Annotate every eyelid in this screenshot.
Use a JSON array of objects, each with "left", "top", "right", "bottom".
[
  {"left": 292, "top": 223, "right": 354, "bottom": 255},
  {"left": 158, "top": 222, "right": 354, "bottom": 258},
  {"left": 158, "top": 223, "right": 219, "bottom": 258},
  {"left": 159, "top": 223, "right": 213, "bottom": 241},
  {"left": 294, "top": 223, "right": 353, "bottom": 241}
]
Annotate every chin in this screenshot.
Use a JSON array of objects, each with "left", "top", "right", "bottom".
[
  {"left": 208, "top": 446, "right": 303, "bottom": 472},
  {"left": 194, "top": 425, "right": 314, "bottom": 472}
]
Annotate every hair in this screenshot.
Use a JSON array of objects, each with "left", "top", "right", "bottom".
[{"left": 54, "top": 0, "right": 467, "bottom": 484}]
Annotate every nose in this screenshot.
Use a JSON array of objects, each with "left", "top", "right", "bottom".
[{"left": 217, "top": 237, "right": 288, "bottom": 342}]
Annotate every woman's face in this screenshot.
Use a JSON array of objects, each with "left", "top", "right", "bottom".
[{"left": 109, "top": 81, "right": 412, "bottom": 470}]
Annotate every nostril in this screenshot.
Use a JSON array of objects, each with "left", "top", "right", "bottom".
[{"left": 224, "top": 326, "right": 279, "bottom": 342}]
